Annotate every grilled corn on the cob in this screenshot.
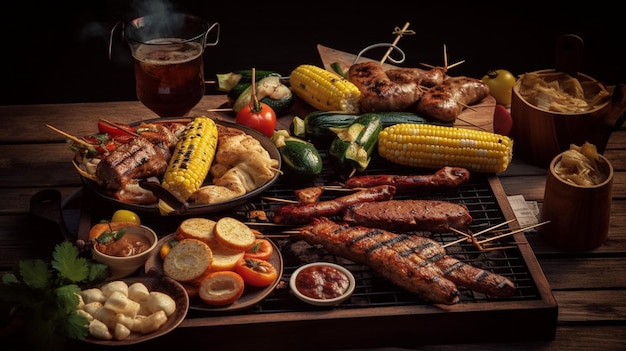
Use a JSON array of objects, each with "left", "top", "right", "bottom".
[
  {"left": 289, "top": 64, "right": 361, "bottom": 113},
  {"left": 160, "top": 116, "right": 218, "bottom": 213},
  {"left": 377, "top": 123, "right": 513, "bottom": 173}
]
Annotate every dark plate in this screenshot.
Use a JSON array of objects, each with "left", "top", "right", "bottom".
[
  {"left": 144, "top": 233, "right": 283, "bottom": 312},
  {"left": 82, "top": 274, "right": 189, "bottom": 345},
  {"left": 78, "top": 117, "right": 281, "bottom": 216}
]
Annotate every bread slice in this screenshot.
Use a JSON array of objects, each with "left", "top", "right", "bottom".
[
  {"left": 163, "top": 239, "right": 213, "bottom": 282},
  {"left": 214, "top": 217, "right": 257, "bottom": 251},
  {"left": 209, "top": 242, "right": 245, "bottom": 272},
  {"left": 175, "top": 218, "right": 217, "bottom": 245}
]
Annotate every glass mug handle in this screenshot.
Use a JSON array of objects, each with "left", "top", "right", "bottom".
[{"left": 204, "top": 22, "right": 220, "bottom": 47}]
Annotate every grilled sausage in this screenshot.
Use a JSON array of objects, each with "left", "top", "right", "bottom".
[
  {"left": 417, "top": 77, "right": 490, "bottom": 122},
  {"left": 344, "top": 166, "right": 470, "bottom": 191},
  {"left": 348, "top": 62, "right": 423, "bottom": 112},
  {"left": 272, "top": 185, "right": 396, "bottom": 224},
  {"left": 385, "top": 67, "right": 446, "bottom": 88}
]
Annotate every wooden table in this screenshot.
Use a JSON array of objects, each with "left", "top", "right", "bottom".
[{"left": 1, "top": 96, "right": 625, "bottom": 351}]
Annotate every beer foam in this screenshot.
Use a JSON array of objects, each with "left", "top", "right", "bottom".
[{"left": 134, "top": 39, "right": 203, "bottom": 65}]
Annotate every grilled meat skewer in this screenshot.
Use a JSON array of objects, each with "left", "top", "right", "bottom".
[
  {"left": 344, "top": 166, "right": 470, "bottom": 191},
  {"left": 273, "top": 185, "right": 396, "bottom": 224},
  {"left": 297, "top": 218, "right": 516, "bottom": 305}
]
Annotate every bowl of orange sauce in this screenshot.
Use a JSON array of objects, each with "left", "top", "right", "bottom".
[{"left": 91, "top": 224, "right": 158, "bottom": 279}]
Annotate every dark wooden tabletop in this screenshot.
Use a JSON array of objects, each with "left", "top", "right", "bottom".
[{"left": 1, "top": 96, "right": 624, "bottom": 351}]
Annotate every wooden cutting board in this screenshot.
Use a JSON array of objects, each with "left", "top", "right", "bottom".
[{"left": 317, "top": 44, "right": 496, "bottom": 132}]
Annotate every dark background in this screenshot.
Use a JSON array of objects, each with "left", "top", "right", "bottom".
[{"left": 1, "top": 0, "right": 622, "bottom": 106}]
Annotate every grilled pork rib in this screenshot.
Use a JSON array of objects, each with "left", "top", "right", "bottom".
[
  {"left": 273, "top": 185, "right": 396, "bottom": 224},
  {"left": 297, "top": 218, "right": 516, "bottom": 304},
  {"left": 344, "top": 166, "right": 470, "bottom": 191},
  {"left": 342, "top": 199, "right": 472, "bottom": 233},
  {"left": 96, "top": 136, "right": 169, "bottom": 190}
]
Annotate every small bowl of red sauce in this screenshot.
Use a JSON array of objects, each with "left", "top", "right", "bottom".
[
  {"left": 91, "top": 224, "right": 158, "bottom": 279},
  {"left": 289, "top": 262, "right": 355, "bottom": 306}
]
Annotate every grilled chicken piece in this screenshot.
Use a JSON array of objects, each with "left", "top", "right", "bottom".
[
  {"left": 96, "top": 136, "right": 169, "bottom": 190},
  {"left": 273, "top": 185, "right": 396, "bottom": 224},
  {"left": 189, "top": 130, "right": 279, "bottom": 205},
  {"left": 349, "top": 62, "right": 423, "bottom": 112},
  {"left": 344, "top": 166, "right": 470, "bottom": 191},
  {"left": 297, "top": 218, "right": 516, "bottom": 304},
  {"left": 342, "top": 199, "right": 472, "bottom": 233}
]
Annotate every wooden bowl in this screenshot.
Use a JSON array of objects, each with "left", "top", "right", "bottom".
[{"left": 509, "top": 69, "right": 611, "bottom": 168}]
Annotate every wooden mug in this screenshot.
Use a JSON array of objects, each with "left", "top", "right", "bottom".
[{"left": 538, "top": 152, "right": 613, "bottom": 251}]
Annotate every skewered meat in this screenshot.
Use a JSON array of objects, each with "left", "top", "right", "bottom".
[
  {"left": 273, "top": 185, "right": 396, "bottom": 224},
  {"left": 342, "top": 199, "right": 472, "bottom": 233},
  {"left": 344, "top": 166, "right": 470, "bottom": 191},
  {"left": 417, "top": 76, "right": 490, "bottom": 122},
  {"left": 95, "top": 136, "right": 169, "bottom": 190},
  {"left": 386, "top": 67, "right": 446, "bottom": 88},
  {"left": 294, "top": 186, "right": 325, "bottom": 203},
  {"left": 349, "top": 62, "right": 423, "bottom": 112},
  {"left": 297, "top": 218, "right": 516, "bottom": 304}
]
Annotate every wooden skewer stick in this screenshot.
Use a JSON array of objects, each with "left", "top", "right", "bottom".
[
  {"left": 442, "top": 219, "right": 518, "bottom": 248},
  {"left": 419, "top": 59, "right": 465, "bottom": 70},
  {"left": 46, "top": 124, "right": 93, "bottom": 149},
  {"left": 262, "top": 196, "right": 298, "bottom": 203},
  {"left": 380, "top": 22, "right": 412, "bottom": 64},
  {"left": 443, "top": 44, "right": 448, "bottom": 70},
  {"left": 99, "top": 118, "right": 140, "bottom": 137},
  {"left": 207, "top": 108, "right": 234, "bottom": 112},
  {"left": 477, "top": 221, "right": 550, "bottom": 245}
]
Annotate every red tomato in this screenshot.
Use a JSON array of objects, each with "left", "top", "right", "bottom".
[
  {"left": 97, "top": 120, "right": 136, "bottom": 138},
  {"left": 235, "top": 101, "right": 277, "bottom": 138},
  {"left": 234, "top": 257, "right": 278, "bottom": 287},
  {"left": 244, "top": 239, "right": 273, "bottom": 260}
]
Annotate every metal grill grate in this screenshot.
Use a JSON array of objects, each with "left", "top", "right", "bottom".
[{"left": 184, "top": 150, "right": 541, "bottom": 317}]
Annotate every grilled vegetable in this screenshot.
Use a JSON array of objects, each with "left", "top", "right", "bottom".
[
  {"left": 271, "top": 130, "right": 323, "bottom": 176},
  {"left": 160, "top": 116, "right": 218, "bottom": 213},
  {"left": 232, "top": 75, "right": 294, "bottom": 116},
  {"left": 377, "top": 123, "right": 513, "bottom": 173},
  {"left": 289, "top": 64, "right": 361, "bottom": 113},
  {"left": 329, "top": 113, "right": 382, "bottom": 173},
  {"left": 302, "top": 111, "right": 452, "bottom": 139}
]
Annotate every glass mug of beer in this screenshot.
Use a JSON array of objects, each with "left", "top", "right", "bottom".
[{"left": 122, "top": 13, "right": 220, "bottom": 117}]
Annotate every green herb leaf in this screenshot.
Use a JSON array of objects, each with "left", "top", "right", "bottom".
[
  {"left": 51, "top": 241, "right": 89, "bottom": 283},
  {"left": 19, "top": 259, "right": 52, "bottom": 290}
]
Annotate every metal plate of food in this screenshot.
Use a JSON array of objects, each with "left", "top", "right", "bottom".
[
  {"left": 144, "top": 233, "right": 284, "bottom": 312},
  {"left": 77, "top": 117, "right": 281, "bottom": 216},
  {"left": 81, "top": 273, "right": 189, "bottom": 345}
]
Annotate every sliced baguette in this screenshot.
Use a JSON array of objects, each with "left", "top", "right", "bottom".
[
  {"left": 214, "top": 217, "right": 256, "bottom": 251},
  {"left": 163, "top": 239, "right": 213, "bottom": 282},
  {"left": 209, "top": 242, "right": 245, "bottom": 272},
  {"left": 175, "top": 218, "right": 217, "bottom": 245}
]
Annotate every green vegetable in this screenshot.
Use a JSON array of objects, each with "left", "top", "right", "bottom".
[
  {"left": 303, "top": 111, "right": 451, "bottom": 139},
  {"left": 329, "top": 113, "right": 382, "bottom": 172},
  {"left": 216, "top": 69, "right": 277, "bottom": 93},
  {"left": 271, "top": 130, "right": 323, "bottom": 176},
  {"left": 232, "top": 75, "right": 294, "bottom": 116},
  {"left": 0, "top": 241, "right": 109, "bottom": 350}
]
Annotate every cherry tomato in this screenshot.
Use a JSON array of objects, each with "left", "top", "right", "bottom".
[
  {"left": 244, "top": 239, "right": 273, "bottom": 260},
  {"left": 235, "top": 101, "right": 277, "bottom": 138},
  {"left": 111, "top": 209, "right": 141, "bottom": 225},
  {"left": 481, "top": 69, "right": 516, "bottom": 106},
  {"left": 97, "top": 120, "right": 136, "bottom": 138},
  {"left": 234, "top": 257, "right": 278, "bottom": 287}
]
